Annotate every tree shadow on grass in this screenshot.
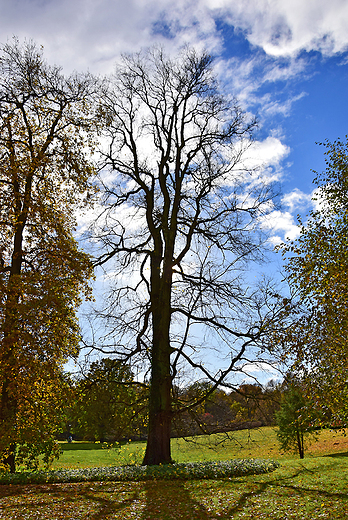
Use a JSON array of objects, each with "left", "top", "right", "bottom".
[
  {"left": 0, "top": 465, "right": 347, "bottom": 520},
  {"left": 224, "top": 466, "right": 348, "bottom": 518},
  {"left": 75, "top": 480, "right": 217, "bottom": 520},
  {"left": 327, "top": 451, "right": 348, "bottom": 458},
  {"left": 74, "top": 482, "right": 143, "bottom": 519},
  {"left": 137, "top": 470, "right": 348, "bottom": 520},
  {"left": 140, "top": 480, "right": 213, "bottom": 520},
  {"left": 0, "top": 482, "right": 144, "bottom": 520}
]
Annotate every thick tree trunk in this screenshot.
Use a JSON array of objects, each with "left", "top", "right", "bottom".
[
  {"left": 142, "top": 255, "right": 173, "bottom": 466},
  {"left": 142, "top": 376, "right": 173, "bottom": 465},
  {"left": 142, "top": 309, "right": 173, "bottom": 465}
]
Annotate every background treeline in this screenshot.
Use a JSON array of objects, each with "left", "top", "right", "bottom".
[{"left": 61, "top": 358, "right": 282, "bottom": 442}]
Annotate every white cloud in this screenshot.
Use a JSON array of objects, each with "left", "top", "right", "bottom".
[
  {"left": 157, "top": 0, "right": 348, "bottom": 59},
  {"left": 261, "top": 92, "right": 307, "bottom": 117},
  {"left": 215, "top": 53, "right": 310, "bottom": 121},
  {"left": 281, "top": 188, "right": 313, "bottom": 213},
  {"left": 261, "top": 188, "right": 316, "bottom": 243},
  {"left": 237, "top": 136, "right": 290, "bottom": 184},
  {"left": 0, "top": 1, "right": 150, "bottom": 73},
  {"left": 262, "top": 209, "right": 301, "bottom": 243},
  {"left": 1, "top": 0, "right": 347, "bottom": 79},
  {"left": 244, "top": 136, "right": 290, "bottom": 169},
  {"left": 0, "top": 0, "right": 220, "bottom": 74},
  {"left": 212, "top": 0, "right": 348, "bottom": 57}
]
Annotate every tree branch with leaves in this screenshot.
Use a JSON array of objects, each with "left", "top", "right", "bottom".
[{"left": 0, "top": 38, "right": 98, "bottom": 472}]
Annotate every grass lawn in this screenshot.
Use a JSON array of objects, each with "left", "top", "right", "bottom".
[{"left": 0, "top": 427, "right": 347, "bottom": 519}]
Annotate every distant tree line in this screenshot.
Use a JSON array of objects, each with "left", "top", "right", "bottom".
[
  {"left": 61, "top": 364, "right": 333, "bottom": 461},
  {"left": 171, "top": 381, "right": 282, "bottom": 437}
]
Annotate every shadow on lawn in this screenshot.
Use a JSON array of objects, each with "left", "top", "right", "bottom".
[
  {"left": 327, "top": 451, "right": 348, "bottom": 458},
  {"left": 0, "top": 481, "right": 230, "bottom": 520},
  {"left": 0, "top": 465, "right": 347, "bottom": 520},
  {"left": 72, "top": 467, "right": 348, "bottom": 520},
  {"left": 83, "top": 473, "right": 348, "bottom": 520},
  {"left": 73, "top": 481, "right": 215, "bottom": 520},
  {"left": 0, "top": 481, "right": 215, "bottom": 520},
  {"left": 224, "top": 470, "right": 348, "bottom": 518},
  {"left": 140, "top": 481, "right": 212, "bottom": 520}
]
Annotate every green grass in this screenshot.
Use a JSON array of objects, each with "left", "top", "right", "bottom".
[
  {"left": 0, "top": 427, "right": 347, "bottom": 519},
  {"left": 50, "top": 426, "right": 348, "bottom": 469}
]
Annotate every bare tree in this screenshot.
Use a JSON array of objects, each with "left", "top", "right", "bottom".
[{"left": 93, "top": 47, "right": 280, "bottom": 465}]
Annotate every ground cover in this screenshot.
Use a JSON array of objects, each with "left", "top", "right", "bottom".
[{"left": 0, "top": 427, "right": 347, "bottom": 519}]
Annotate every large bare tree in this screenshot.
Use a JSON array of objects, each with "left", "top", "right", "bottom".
[{"left": 94, "top": 47, "right": 280, "bottom": 465}]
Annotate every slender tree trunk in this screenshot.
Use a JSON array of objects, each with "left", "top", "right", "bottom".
[
  {"left": 0, "top": 221, "right": 25, "bottom": 472},
  {"left": 4, "top": 447, "right": 16, "bottom": 474},
  {"left": 0, "top": 372, "right": 17, "bottom": 473},
  {"left": 296, "top": 427, "right": 304, "bottom": 459},
  {"left": 0, "top": 318, "right": 18, "bottom": 473}
]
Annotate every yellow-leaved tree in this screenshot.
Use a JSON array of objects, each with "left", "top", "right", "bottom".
[
  {"left": 0, "top": 39, "right": 97, "bottom": 472},
  {"left": 278, "top": 138, "right": 348, "bottom": 426}
]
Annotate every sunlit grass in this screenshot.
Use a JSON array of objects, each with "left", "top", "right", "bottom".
[
  {"left": 51, "top": 440, "right": 146, "bottom": 469},
  {"left": 50, "top": 426, "right": 348, "bottom": 470}
]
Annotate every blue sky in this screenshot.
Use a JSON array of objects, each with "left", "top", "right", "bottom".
[{"left": 2, "top": 0, "right": 348, "bottom": 382}]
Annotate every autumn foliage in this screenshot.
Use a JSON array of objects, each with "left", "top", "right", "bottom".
[
  {"left": 278, "top": 138, "right": 348, "bottom": 425},
  {"left": 0, "top": 39, "right": 97, "bottom": 471}
]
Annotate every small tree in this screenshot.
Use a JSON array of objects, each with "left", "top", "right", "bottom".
[
  {"left": 275, "top": 384, "right": 318, "bottom": 459},
  {"left": 278, "top": 138, "right": 348, "bottom": 424},
  {"left": 73, "top": 358, "right": 148, "bottom": 441}
]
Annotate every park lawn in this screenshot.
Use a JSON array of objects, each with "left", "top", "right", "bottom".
[
  {"left": 49, "top": 426, "right": 348, "bottom": 469},
  {"left": 0, "top": 427, "right": 347, "bottom": 519}
]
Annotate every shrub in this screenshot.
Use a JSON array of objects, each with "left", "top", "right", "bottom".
[{"left": 0, "top": 459, "right": 279, "bottom": 485}]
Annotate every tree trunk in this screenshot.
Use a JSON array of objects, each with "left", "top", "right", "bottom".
[
  {"left": 2, "top": 444, "right": 16, "bottom": 474},
  {"left": 142, "top": 256, "right": 173, "bottom": 465},
  {"left": 142, "top": 376, "right": 173, "bottom": 465},
  {"left": 296, "top": 428, "right": 304, "bottom": 459},
  {"left": 0, "top": 367, "right": 17, "bottom": 473},
  {"left": 0, "top": 223, "right": 25, "bottom": 472}
]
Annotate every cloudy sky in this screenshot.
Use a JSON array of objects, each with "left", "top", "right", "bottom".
[
  {"left": 2, "top": 0, "right": 348, "bottom": 243},
  {"left": 3, "top": 0, "right": 347, "bottom": 381}
]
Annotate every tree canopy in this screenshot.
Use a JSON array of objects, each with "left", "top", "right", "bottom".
[
  {"left": 92, "top": 47, "right": 281, "bottom": 465},
  {"left": 0, "top": 39, "right": 97, "bottom": 471},
  {"left": 71, "top": 358, "right": 148, "bottom": 442},
  {"left": 275, "top": 381, "right": 318, "bottom": 459},
  {"left": 278, "top": 137, "right": 348, "bottom": 424}
]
